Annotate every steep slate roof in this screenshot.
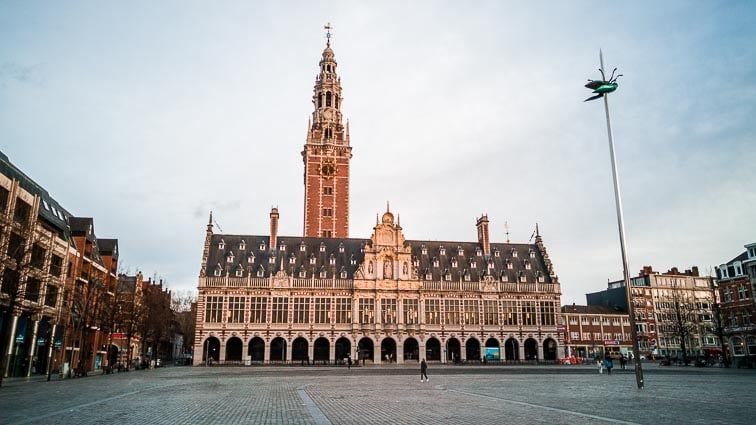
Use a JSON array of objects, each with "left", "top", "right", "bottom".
[
  {"left": 207, "top": 235, "right": 369, "bottom": 279},
  {"left": 0, "top": 150, "right": 72, "bottom": 236},
  {"left": 206, "top": 234, "right": 552, "bottom": 283},
  {"left": 98, "top": 238, "right": 118, "bottom": 257}
]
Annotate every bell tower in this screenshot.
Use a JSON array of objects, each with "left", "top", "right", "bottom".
[{"left": 302, "top": 23, "right": 352, "bottom": 238}]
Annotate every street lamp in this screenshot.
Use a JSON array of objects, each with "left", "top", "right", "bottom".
[{"left": 585, "top": 50, "right": 644, "bottom": 389}]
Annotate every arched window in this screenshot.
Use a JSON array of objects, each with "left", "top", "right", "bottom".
[
  {"left": 326, "top": 92, "right": 332, "bottom": 107},
  {"left": 317, "top": 94, "right": 322, "bottom": 108}
]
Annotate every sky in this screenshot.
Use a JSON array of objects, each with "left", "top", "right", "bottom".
[{"left": 1, "top": 1, "right": 754, "bottom": 304}]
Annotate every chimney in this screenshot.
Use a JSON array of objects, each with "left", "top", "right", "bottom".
[
  {"left": 476, "top": 214, "right": 490, "bottom": 256},
  {"left": 269, "top": 207, "right": 280, "bottom": 250},
  {"left": 691, "top": 266, "right": 699, "bottom": 277}
]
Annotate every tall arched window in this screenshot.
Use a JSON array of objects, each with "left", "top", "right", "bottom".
[
  {"left": 326, "top": 92, "right": 332, "bottom": 107},
  {"left": 317, "top": 94, "right": 322, "bottom": 108}
]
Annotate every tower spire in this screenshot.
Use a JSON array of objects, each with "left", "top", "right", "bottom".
[{"left": 324, "top": 22, "right": 333, "bottom": 47}]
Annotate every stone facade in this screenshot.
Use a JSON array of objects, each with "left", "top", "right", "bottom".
[{"left": 193, "top": 34, "right": 563, "bottom": 366}]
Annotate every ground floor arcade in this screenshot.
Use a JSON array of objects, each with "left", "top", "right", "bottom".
[{"left": 193, "top": 332, "right": 561, "bottom": 366}]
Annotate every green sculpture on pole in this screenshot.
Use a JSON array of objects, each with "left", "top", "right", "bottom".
[{"left": 584, "top": 67, "right": 622, "bottom": 101}]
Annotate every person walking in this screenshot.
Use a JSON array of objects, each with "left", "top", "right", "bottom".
[
  {"left": 347, "top": 355, "right": 352, "bottom": 370},
  {"left": 604, "top": 356, "right": 614, "bottom": 375},
  {"left": 619, "top": 355, "right": 626, "bottom": 370},
  {"left": 596, "top": 356, "right": 603, "bottom": 374},
  {"left": 420, "top": 359, "right": 428, "bottom": 382}
]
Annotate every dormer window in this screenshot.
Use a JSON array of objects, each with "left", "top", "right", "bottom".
[
  {"left": 451, "top": 259, "right": 458, "bottom": 268},
  {"left": 319, "top": 268, "right": 327, "bottom": 278},
  {"left": 259, "top": 242, "right": 266, "bottom": 251},
  {"left": 425, "top": 271, "right": 432, "bottom": 280},
  {"left": 458, "top": 247, "right": 464, "bottom": 256},
  {"left": 300, "top": 243, "right": 306, "bottom": 252},
  {"left": 471, "top": 261, "right": 477, "bottom": 269},
  {"left": 320, "top": 243, "right": 326, "bottom": 252},
  {"left": 280, "top": 244, "right": 286, "bottom": 251},
  {"left": 537, "top": 271, "right": 545, "bottom": 283},
  {"left": 488, "top": 259, "right": 494, "bottom": 269},
  {"left": 439, "top": 246, "right": 446, "bottom": 256},
  {"left": 247, "top": 254, "right": 255, "bottom": 264},
  {"left": 226, "top": 253, "right": 234, "bottom": 263},
  {"left": 235, "top": 268, "right": 244, "bottom": 277},
  {"left": 289, "top": 255, "right": 296, "bottom": 265},
  {"left": 464, "top": 272, "right": 471, "bottom": 282},
  {"left": 214, "top": 265, "right": 222, "bottom": 277},
  {"left": 310, "top": 255, "right": 317, "bottom": 265},
  {"left": 476, "top": 248, "right": 482, "bottom": 257},
  {"left": 237, "top": 241, "right": 245, "bottom": 250},
  {"left": 511, "top": 249, "right": 518, "bottom": 258},
  {"left": 218, "top": 240, "right": 225, "bottom": 250},
  {"left": 350, "top": 255, "right": 356, "bottom": 265},
  {"left": 299, "top": 268, "right": 307, "bottom": 278},
  {"left": 340, "top": 268, "right": 347, "bottom": 279},
  {"left": 257, "top": 266, "right": 265, "bottom": 277},
  {"left": 494, "top": 249, "right": 500, "bottom": 257},
  {"left": 421, "top": 245, "right": 427, "bottom": 255},
  {"left": 339, "top": 243, "right": 345, "bottom": 253},
  {"left": 432, "top": 258, "right": 439, "bottom": 268},
  {"left": 507, "top": 260, "right": 513, "bottom": 270},
  {"left": 529, "top": 249, "right": 536, "bottom": 259},
  {"left": 500, "top": 273, "right": 508, "bottom": 282},
  {"left": 519, "top": 271, "right": 527, "bottom": 282},
  {"left": 444, "top": 270, "right": 451, "bottom": 281},
  {"left": 268, "top": 256, "right": 276, "bottom": 264},
  {"left": 329, "top": 254, "right": 336, "bottom": 265},
  {"left": 525, "top": 261, "right": 532, "bottom": 270}
]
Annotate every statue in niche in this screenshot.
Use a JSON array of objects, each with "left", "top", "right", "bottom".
[
  {"left": 384, "top": 259, "right": 393, "bottom": 279},
  {"left": 368, "top": 261, "right": 373, "bottom": 274},
  {"left": 403, "top": 262, "right": 408, "bottom": 275}
]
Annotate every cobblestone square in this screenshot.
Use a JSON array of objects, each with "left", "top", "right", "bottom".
[{"left": 1, "top": 365, "right": 754, "bottom": 424}]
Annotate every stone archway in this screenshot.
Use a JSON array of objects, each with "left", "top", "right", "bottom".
[
  {"left": 524, "top": 338, "right": 538, "bottom": 360},
  {"left": 314, "top": 337, "right": 330, "bottom": 362},
  {"left": 292, "top": 337, "right": 309, "bottom": 362},
  {"left": 248, "top": 337, "right": 265, "bottom": 362},
  {"left": 204, "top": 336, "right": 220, "bottom": 362},
  {"left": 466, "top": 338, "right": 481, "bottom": 361},
  {"left": 426, "top": 338, "right": 441, "bottom": 361},
  {"left": 270, "top": 337, "right": 286, "bottom": 362},
  {"left": 225, "top": 337, "right": 243, "bottom": 362},
  {"left": 335, "top": 337, "right": 351, "bottom": 363},
  {"left": 404, "top": 337, "right": 419, "bottom": 362},
  {"left": 358, "top": 337, "right": 374, "bottom": 364},
  {"left": 485, "top": 338, "right": 500, "bottom": 361},
  {"left": 381, "top": 337, "right": 397, "bottom": 363},
  {"left": 543, "top": 338, "right": 557, "bottom": 361},
  {"left": 446, "top": 338, "right": 461, "bottom": 363},
  {"left": 505, "top": 338, "right": 519, "bottom": 361}
]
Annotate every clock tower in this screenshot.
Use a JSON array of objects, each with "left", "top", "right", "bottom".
[{"left": 302, "top": 25, "right": 352, "bottom": 238}]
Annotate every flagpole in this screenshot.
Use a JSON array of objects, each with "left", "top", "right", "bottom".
[{"left": 599, "top": 50, "right": 645, "bottom": 389}]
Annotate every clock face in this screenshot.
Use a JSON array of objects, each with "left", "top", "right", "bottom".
[{"left": 320, "top": 163, "right": 336, "bottom": 178}]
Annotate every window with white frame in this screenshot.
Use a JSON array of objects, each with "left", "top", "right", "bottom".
[
  {"left": 226, "top": 253, "right": 234, "bottom": 263},
  {"left": 502, "top": 300, "right": 517, "bottom": 325},
  {"left": 218, "top": 240, "right": 225, "bottom": 249},
  {"left": 214, "top": 265, "right": 222, "bottom": 276},
  {"left": 298, "top": 268, "right": 307, "bottom": 278},
  {"left": 381, "top": 298, "right": 397, "bottom": 325},
  {"left": 259, "top": 242, "right": 265, "bottom": 251},
  {"left": 359, "top": 298, "right": 374, "bottom": 324},
  {"left": 483, "top": 300, "right": 498, "bottom": 325},
  {"left": 444, "top": 299, "right": 460, "bottom": 325},
  {"left": 319, "top": 269, "right": 327, "bottom": 278},
  {"left": 433, "top": 258, "right": 439, "bottom": 267},
  {"left": 289, "top": 256, "right": 296, "bottom": 264},
  {"left": 205, "top": 296, "right": 223, "bottom": 323},
  {"left": 309, "top": 256, "right": 316, "bottom": 265},
  {"left": 421, "top": 246, "right": 427, "bottom": 255},
  {"left": 335, "top": 298, "right": 352, "bottom": 323},
  {"left": 329, "top": 255, "right": 336, "bottom": 265},
  {"left": 424, "top": 299, "right": 441, "bottom": 325},
  {"left": 293, "top": 297, "right": 309, "bottom": 324},
  {"left": 451, "top": 259, "right": 458, "bottom": 268},
  {"left": 314, "top": 297, "right": 330, "bottom": 323},
  {"left": 256, "top": 266, "right": 265, "bottom": 277},
  {"left": 403, "top": 299, "right": 419, "bottom": 324},
  {"left": 521, "top": 301, "right": 536, "bottom": 326},
  {"left": 239, "top": 240, "right": 246, "bottom": 250},
  {"left": 235, "top": 267, "right": 243, "bottom": 277},
  {"left": 340, "top": 269, "right": 347, "bottom": 279},
  {"left": 300, "top": 243, "right": 306, "bottom": 252},
  {"left": 271, "top": 297, "right": 288, "bottom": 323},
  {"left": 247, "top": 254, "right": 255, "bottom": 264},
  {"left": 439, "top": 246, "right": 446, "bottom": 256},
  {"left": 228, "top": 296, "right": 245, "bottom": 323},
  {"left": 250, "top": 297, "right": 267, "bottom": 323},
  {"left": 464, "top": 299, "right": 479, "bottom": 325}
]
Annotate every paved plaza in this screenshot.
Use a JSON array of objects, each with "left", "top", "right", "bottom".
[{"left": 1, "top": 365, "right": 754, "bottom": 424}]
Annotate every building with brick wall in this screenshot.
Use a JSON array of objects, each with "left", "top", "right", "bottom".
[
  {"left": 561, "top": 304, "right": 632, "bottom": 360},
  {"left": 715, "top": 243, "right": 756, "bottom": 363},
  {"left": 193, "top": 36, "right": 564, "bottom": 366},
  {"left": 587, "top": 266, "right": 718, "bottom": 360}
]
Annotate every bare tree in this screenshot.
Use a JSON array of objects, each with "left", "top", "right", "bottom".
[
  {"left": 171, "top": 290, "right": 196, "bottom": 356},
  {"left": 0, "top": 220, "right": 50, "bottom": 387},
  {"left": 660, "top": 288, "right": 697, "bottom": 365}
]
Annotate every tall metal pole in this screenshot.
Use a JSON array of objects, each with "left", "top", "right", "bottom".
[{"left": 599, "top": 50, "right": 644, "bottom": 389}]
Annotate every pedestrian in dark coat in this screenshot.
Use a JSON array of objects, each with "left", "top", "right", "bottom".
[
  {"left": 620, "top": 355, "right": 626, "bottom": 369},
  {"left": 420, "top": 359, "right": 428, "bottom": 382},
  {"left": 604, "top": 356, "right": 614, "bottom": 375}
]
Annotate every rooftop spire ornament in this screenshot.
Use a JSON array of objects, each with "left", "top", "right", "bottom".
[
  {"left": 584, "top": 64, "right": 623, "bottom": 102},
  {"left": 586, "top": 50, "right": 644, "bottom": 390}
]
